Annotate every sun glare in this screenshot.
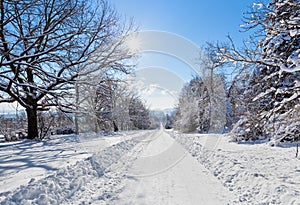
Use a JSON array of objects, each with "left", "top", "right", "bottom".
[{"left": 126, "top": 33, "right": 142, "bottom": 52}]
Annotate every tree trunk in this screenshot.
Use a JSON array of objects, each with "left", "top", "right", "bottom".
[
  {"left": 113, "top": 121, "right": 119, "bottom": 132},
  {"left": 26, "top": 107, "right": 38, "bottom": 139},
  {"left": 74, "top": 82, "right": 79, "bottom": 134}
]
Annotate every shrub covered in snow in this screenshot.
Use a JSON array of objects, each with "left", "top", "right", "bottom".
[{"left": 230, "top": 116, "right": 264, "bottom": 142}]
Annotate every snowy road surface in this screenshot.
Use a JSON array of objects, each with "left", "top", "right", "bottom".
[
  {"left": 2, "top": 129, "right": 300, "bottom": 204},
  {"left": 0, "top": 129, "right": 233, "bottom": 204},
  {"left": 3, "top": 128, "right": 299, "bottom": 204},
  {"left": 114, "top": 129, "right": 233, "bottom": 204}
]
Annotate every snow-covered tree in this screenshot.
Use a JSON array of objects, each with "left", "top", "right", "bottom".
[
  {"left": 199, "top": 46, "right": 227, "bottom": 133},
  {"left": 128, "top": 96, "right": 151, "bottom": 130},
  {"left": 77, "top": 77, "right": 150, "bottom": 132},
  {"left": 226, "top": 71, "right": 251, "bottom": 129},
  {"left": 216, "top": 0, "right": 300, "bottom": 142},
  {"left": 94, "top": 77, "right": 116, "bottom": 132},
  {"left": 0, "top": 0, "right": 133, "bottom": 139},
  {"left": 259, "top": 0, "right": 300, "bottom": 72},
  {"left": 174, "top": 76, "right": 210, "bottom": 133},
  {"left": 111, "top": 84, "right": 131, "bottom": 131},
  {"left": 164, "top": 114, "right": 174, "bottom": 129}
]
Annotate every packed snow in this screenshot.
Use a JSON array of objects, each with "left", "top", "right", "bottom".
[
  {"left": 1, "top": 128, "right": 300, "bottom": 204},
  {"left": 113, "top": 128, "right": 233, "bottom": 204},
  {"left": 171, "top": 130, "right": 300, "bottom": 204}
]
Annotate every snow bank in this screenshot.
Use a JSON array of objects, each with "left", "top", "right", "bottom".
[
  {"left": 0, "top": 138, "right": 141, "bottom": 205},
  {"left": 171, "top": 131, "right": 300, "bottom": 204},
  {"left": 0, "top": 130, "right": 151, "bottom": 194}
]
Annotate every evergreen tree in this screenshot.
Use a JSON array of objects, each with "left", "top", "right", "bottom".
[
  {"left": 224, "top": 0, "right": 300, "bottom": 142},
  {"left": 128, "top": 97, "right": 151, "bottom": 130}
]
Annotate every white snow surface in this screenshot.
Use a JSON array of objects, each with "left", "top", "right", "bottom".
[
  {"left": 113, "top": 128, "right": 233, "bottom": 204},
  {"left": 1, "top": 128, "right": 300, "bottom": 204},
  {"left": 171, "top": 131, "right": 300, "bottom": 204},
  {"left": 0, "top": 130, "right": 150, "bottom": 204}
]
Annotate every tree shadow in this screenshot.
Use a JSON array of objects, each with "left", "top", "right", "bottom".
[{"left": 0, "top": 135, "right": 85, "bottom": 177}]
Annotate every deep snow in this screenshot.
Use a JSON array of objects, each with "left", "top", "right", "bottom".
[{"left": 0, "top": 130, "right": 151, "bottom": 204}]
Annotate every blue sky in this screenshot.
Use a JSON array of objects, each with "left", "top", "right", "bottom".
[
  {"left": 113, "top": 0, "right": 255, "bottom": 45},
  {"left": 112, "top": 0, "right": 256, "bottom": 110},
  {"left": 0, "top": 0, "right": 257, "bottom": 113}
]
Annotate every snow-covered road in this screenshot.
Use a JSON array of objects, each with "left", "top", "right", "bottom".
[
  {"left": 3, "top": 128, "right": 300, "bottom": 204},
  {"left": 1, "top": 129, "right": 234, "bottom": 204},
  {"left": 114, "top": 128, "right": 233, "bottom": 204}
]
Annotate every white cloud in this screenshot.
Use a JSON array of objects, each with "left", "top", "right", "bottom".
[
  {"left": 140, "top": 84, "right": 159, "bottom": 95},
  {"left": 160, "top": 89, "right": 179, "bottom": 97}
]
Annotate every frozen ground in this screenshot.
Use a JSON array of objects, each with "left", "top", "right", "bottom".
[{"left": 1, "top": 128, "right": 300, "bottom": 204}]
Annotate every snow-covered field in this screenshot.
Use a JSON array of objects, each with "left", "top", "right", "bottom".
[
  {"left": 1, "top": 128, "right": 300, "bottom": 204},
  {"left": 0, "top": 130, "right": 151, "bottom": 204},
  {"left": 171, "top": 131, "right": 300, "bottom": 204}
]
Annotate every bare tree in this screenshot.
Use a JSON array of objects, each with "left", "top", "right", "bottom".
[
  {"left": 0, "top": 0, "right": 134, "bottom": 139},
  {"left": 199, "top": 46, "right": 227, "bottom": 133}
]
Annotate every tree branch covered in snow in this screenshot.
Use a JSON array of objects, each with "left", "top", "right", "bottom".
[
  {"left": 0, "top": 0, "right": 135, "bottom": 138},
  {"left": 214, "top": 0, "right": 300, "bottom": 143},
  {"left": 215, "top": 0, "right": 300, "bottom": 73}
]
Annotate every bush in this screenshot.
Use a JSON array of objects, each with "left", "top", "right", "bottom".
[{"left": 55, "top": 126, "right": 75, "bottom": 135}]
